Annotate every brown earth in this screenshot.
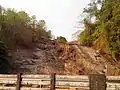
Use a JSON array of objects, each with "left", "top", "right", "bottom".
[
  {"left": 11, "top": 40, "right": 64, "bottom": 74},
  {"left": 10, "top": 40, "right": 120, "bottom": 75},
  {"left": 58, "top": 42, "right": 120, "bottom": 75}
]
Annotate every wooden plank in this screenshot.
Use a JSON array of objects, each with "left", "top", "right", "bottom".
[
  {"left": 22, "top": 81, "right": 50, "bottom": 85},
  {"left": 56, "top": 75, "right": 88, "bottom": 79},
  {"left": 0, "top": 80, "right": 89, "bottom": 87},
  {"left": 1, "top": 74, "right": 120, "bottom": 90},
  {"left": 107, "top": 82, "right": 120, "bottom": 89},
  {"left": 107, "top": 76, "right": 120, "bottom": 83},
  {"left": 1, "top": 79, "right": 120, "bottom": 89},
  {"left": 0, "top": 86, "right": 49, "bottom": 90},
  {"left": 22, "top": 75, "right": 50, "bottom": 79},
  {"left": 0, "top": 74, "right": 50, "bottom": 79},
  {"left": 0, "top": 74, "right": 88, "bottom": 80},
  {"left": 50, "top": 73, "right": 56, "bottom": 90},
  {"left": 0, "top": 78, "right": 50, "bottom": 82},
  {"left": 0, "top": 74, "right": 17, "bottom": 78},
  {"left": 0, "top": 80, "right": 50, "bottom": 85},
  {"left": 0, "top": 74, "right": 120, "bottom": 80},
  {"left": 0, "top": 77, "right": 88, "bottom": 82},
  {"left": 56, "top": 86, "right": 89, "bottom": 89},
  {"left": 56, "top": 75, "right": 88, "bottom": 82},
  {"left": 0, "top": 81, "right": 89, "bottom": 87},
  {"left": 0, "top": 78, "right": 89, "bottom": 85},
  {"left": 16, "top": 73, "right": 22, "bottom": 90},
  {"left": 89, "top": 74, "right": 106, "bottom": 90},
  {"left": 0, "top": 74, "right": 120, "bottom": 81},
  {"left": 0, "top": 85, "right": 119, "bottom": 90},
  {"left": 56, "top": 82, "right": 89, "bottom": 88}
]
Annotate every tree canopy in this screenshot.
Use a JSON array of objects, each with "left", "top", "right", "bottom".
[
  {"left": 0, "top": 6, "right": 52, "bottom": 49},
  {"left": 0, "top": 6, "right": 52, "bottom": 73},
  {"left": 78, "top": 0, "right": 120, "bottom": 60},
  {"left": 57, "top": 36, "right": 67, "bottom": 43}
]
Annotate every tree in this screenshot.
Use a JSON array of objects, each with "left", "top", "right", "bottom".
[
  {"left": 0, "top": 5, "right": 53, "bottom": 73},
  {"left": 0, "top": 6, "right": 52, "bottom": 49},
  {"left": 78, "top": 0, "right": 120, "bottom": 60},
  {"left": 0, "top": 41, "right": 11, "bottom": 73},
  {"left": 57, "top": 36, "right": 67, "bottom": 43}
]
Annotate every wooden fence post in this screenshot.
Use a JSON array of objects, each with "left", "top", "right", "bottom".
[
  {"left": 16, "top": 73, "right": 22, "bottom": 90},
  {"left": 89, "top": 74, "right": 106, "bottom": 90},
  {"left": 50, "top": 73, "right": 56, "bottom": 90}
]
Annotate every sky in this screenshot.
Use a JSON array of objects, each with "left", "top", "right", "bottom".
[{"left": 0, "top": 0, "right": 90, "bottom": 41}]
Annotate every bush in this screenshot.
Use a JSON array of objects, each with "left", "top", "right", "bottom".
[
  {"left": 56, "top": 36, "right": 67, "bottom": 43},
  {"left": 78, "top": 31, "right": 94, "bottom": 46},
  {"left": 0, "top": 41, "right": 11, "bottom": 73}
]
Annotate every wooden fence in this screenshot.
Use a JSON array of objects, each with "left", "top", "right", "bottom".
[{"left": 0, "top": 74, "right": 120, "bottom": 90}]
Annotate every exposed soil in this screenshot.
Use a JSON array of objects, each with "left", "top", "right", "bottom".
[
  {"left": 10, "top": 40, "right": 120, "bottom": 75},
  {"left": 11, "top": 40, "right": 64, "bottom": 74}
]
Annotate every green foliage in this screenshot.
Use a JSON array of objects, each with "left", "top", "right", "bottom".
[
  {"left": 99, "top": 0, "right": 120, "bottom": 59},
  {"left": 0, "top": 6, "right": 53, "bottom": 73},
  {"left": 57, "top": 36, "right": 67, "bottom": 43},
  {"left": 78, "top": 31, "right": 93, "bottom": 46},
  {"left": 0, "top": 6, "right": 52, "bottom": 49},
  {"left": 0, "top": 41, "right": 11, "bottom": 73},
  {"left": 78, "top": 20, "right": 96, "bottom": 46},
  {"left": 78, "top": 0, "right": 120, "bottom": 59}
]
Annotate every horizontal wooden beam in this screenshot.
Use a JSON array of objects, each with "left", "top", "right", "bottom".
[
  {"left": 0, "top": 74, "right": 120, "bottom": 80},
  {"left": 0, "top": 74, "right": 120, "bottom": 89},
  {"left": 0, "top": 85, "right": 120, "bottom": 90},
  {"left": 0, "top": 75, "right": 17, "bottom": 78},
  {"left": 22, "top": 75, "right": 50, "bottom": 79},
  {"left": 0, "top": 86, "right": 49, "bottom": 90}
]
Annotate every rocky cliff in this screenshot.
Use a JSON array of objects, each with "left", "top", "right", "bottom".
[{"left": 10, "top": 40, "right": 120, "bottom": 75}]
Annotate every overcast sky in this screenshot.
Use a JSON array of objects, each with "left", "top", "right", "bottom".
[{"left": 0, "top": 0, "right": 90, "bottom": 41}]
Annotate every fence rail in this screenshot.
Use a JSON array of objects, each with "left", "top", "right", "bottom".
[{"left": 0, "top": 74, "right": 120, "bottom": 90}]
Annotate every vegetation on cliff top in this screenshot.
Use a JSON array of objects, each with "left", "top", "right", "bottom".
[
  {"left": 0, "top": 6, "right": 52, "bottom": 49},
  {"left": 78, "top": 0, "right": 120, "bottom": 60},
  {"left": 56, "top": 36, "right": 67, "bottom": 43},
  {"left": 0, "top": 6, "right": 52, "bottom": 73}
]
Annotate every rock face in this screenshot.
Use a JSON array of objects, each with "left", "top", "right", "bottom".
[
  {"left": 58, "top": 43, "right": 120, "bottom": 75},
  {"left": 11, "top": 40, "right": 120, "bottom": 75},
  {"left": 11, "top": 40, "right": 64, "bottom": 74}
]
